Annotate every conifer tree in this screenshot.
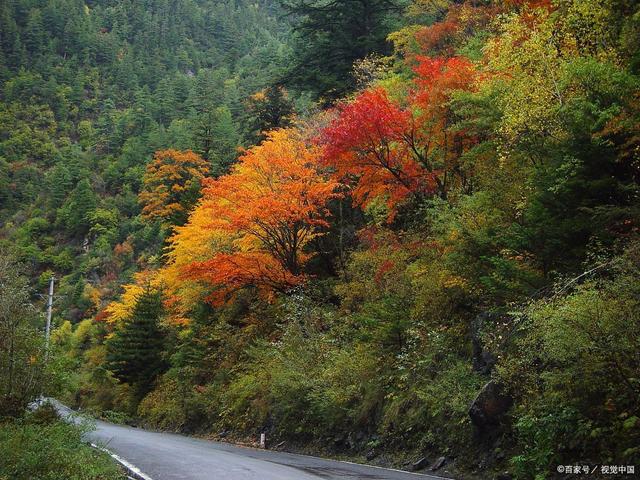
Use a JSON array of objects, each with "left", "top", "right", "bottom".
[
  {"left": 209, "top": 105, "right": 239, "bottom": 176},
  {"left": 56, "top": 178, "right": 97, "bottom": 236},
  {"left": 106, "top": 287, "right": 166, "bottom": 400}
]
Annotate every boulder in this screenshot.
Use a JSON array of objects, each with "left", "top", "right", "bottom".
[{"left": 469, "top": 380, "right": 513, "bottom": 430}]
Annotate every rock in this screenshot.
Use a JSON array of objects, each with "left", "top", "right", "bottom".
[
  {"left": 431, "top": 456, "right": 446, "bottom": 471},
  {"left": 469, "top": 380, "right": 513, "bottom": 430},
  {"left": 471, "top": 312, "right": 500, "bottom": 374},
  {"left": 412, "top": 457, "right": 429, "bottom": 471},
  {"left": 366, "top": 450, "right": 377, "bottom": 461}
]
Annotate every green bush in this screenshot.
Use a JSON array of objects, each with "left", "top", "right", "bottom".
[
  {"left": 138, "top": 371, "right": 203, "bottom": 431},
  {"left": 498, "top": 246, "right": 640, "bottom": 478},
  {"left": 381, "top": 357, "right": 483, "bottom": 450},
  {"left": 26, "top": 402, "right": 60, "bottom": 425},
  {"left": 0, "top": 418, "right": 124, "bottom": 480}
]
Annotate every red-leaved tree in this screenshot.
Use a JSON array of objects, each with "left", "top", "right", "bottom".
[{"left": 320, "top": 57, "right": 478, "bottom": 217}]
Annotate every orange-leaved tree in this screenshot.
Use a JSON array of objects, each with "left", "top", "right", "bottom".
[
  {"left": 410, "top": 55, "right": 478, "bottom": 195},
  {"left": 139, "top": 149, "right": 210, "bottom": 226},
  {"left": 178, "top": 128, "right": 340, "bottom": 305}
]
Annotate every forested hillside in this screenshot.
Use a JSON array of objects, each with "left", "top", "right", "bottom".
[
  {"left": 0, "top": 0, "right": 291, "bottom": 311},
  {"left": 1, "top": 1, "right": 639, "bottom": 479}
]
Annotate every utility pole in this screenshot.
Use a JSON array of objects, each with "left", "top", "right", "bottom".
[{"left": 44, "top": 275, "right": 55, "bottom": 358}]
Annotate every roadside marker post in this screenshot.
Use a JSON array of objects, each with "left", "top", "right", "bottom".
[{"left": 44, "top": 276, "right": 55, "bottom": 359}]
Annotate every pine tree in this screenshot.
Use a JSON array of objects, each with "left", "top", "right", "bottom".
[
  {"left": 56, "top": 178, "right": 97, "bottom": 236},
  {"left": 209, "top": 106, "right": 239, "bottom": 176},
  {"left": 247, "top": 85, "right": 294, "bottom": 143},
  {"left": 106, "top": 287, "right": 166, "bottom": 400},
  {"left": 190, "top": 69, "right": 227, "bottom": 161},
  {"left": 154, "top": 77, "right": 176, "bottom": 127},
  {"left": 24, "top": 9, "right": 45, "bottom": 56},
  {"left": 281, "top": 0, "right": 404, "bottom": 100},
  {"left": 47, "top": 163, "right": 72, "bottom": 209}
]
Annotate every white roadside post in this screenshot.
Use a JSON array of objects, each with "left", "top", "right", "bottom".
[
  {"left": 44, "top": 275, "right": 55, "bottom": 359},
  {"left": 260, "top": 433, "right": 266, "bottom": 449}
]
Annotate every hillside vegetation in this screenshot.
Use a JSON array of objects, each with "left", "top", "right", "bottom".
[{"left": 1, "top": 1, "right": 639, "bottom": 479}]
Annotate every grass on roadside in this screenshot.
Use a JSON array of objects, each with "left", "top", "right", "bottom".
[{"left": 0, "top": 404, "right": 125, "bottom": 480}]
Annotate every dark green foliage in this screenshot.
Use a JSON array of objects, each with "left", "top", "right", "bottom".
[
  {"left": 208, "top": 106, "right": 240, "bottom": 176},
  {"left": 498, "top": 245, "right": 640, "bottom": 477},
  {"left": 0, "top": 0, "right": 292, "bottom": 324},
  {"left": 0, "top": 415, "right": 125, "bottom": 480},
  {"left": 106, "top": 288, "right": 166, "bottom": 400},
  {"left": 0, "top": 251, "right": 73, "bottom": 417},
  {"left": 0, "top": 252, "right": 42, "bottom": 417},
  {"left": 246, "top": 85, "right": 295, "bottom": 143},
  {"left": 281, "top": 0, "right": 405, "bottom": 100},
  {"left": 56, "top": 178, "right": 97, "bottom": 237}
]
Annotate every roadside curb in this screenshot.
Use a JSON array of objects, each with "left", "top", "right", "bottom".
[{"left": 90, "top": 443, "right": 154, "bottom": 480}]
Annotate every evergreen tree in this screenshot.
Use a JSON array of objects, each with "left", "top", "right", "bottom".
[
  {"left": 23, "top": 9, "right": 45, "bottom": 56},
  {"left": 0, "top": 4, "right": 23, "bottom": 74},
  {"left": 56, "top": 178, "right": 97, "bottom": 237},
  {"left": 209, "top": 105, "right": 239, "bottom": 176},
  {"left": 154, "top": 77, "right": 177, "bottom": 127},
  {"left": 247, "top": 85, "right": 294, "bottom": 143},
  {"left": 47, "top": 163, "right": 72, "bottom": 209},
  {"left": 190, "top": 69, "right": 227, "bottom": 160},
  {"left": 106, "top": 287, "right": 166, "bottom": 400},
  {"left": 281, "top": 0, "right": 404, "bottom": 100}
]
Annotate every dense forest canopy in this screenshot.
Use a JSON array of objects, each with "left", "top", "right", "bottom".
[{"left": 1, "top": 1, "right": 639, "bottom": 479}]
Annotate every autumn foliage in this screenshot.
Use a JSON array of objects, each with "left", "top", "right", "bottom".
[
  {"left": 320, "top": 88, "right": 432, "bottom": 212},
  {"left": 179, "top": 129, "right": 340, "bottom": 305},
  {"left": 320, "top": 56, "right": 477, "bottom": 217},
  {"left": 413, "top": 3, "right": 499, "bottom": 56},
  {"left": 139, "top": 149, "right": 210, "bottom": 225}
]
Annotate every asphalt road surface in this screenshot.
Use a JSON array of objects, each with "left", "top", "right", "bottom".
[{"left": 51, "top": 400, "right": 447, "bottom": 480}]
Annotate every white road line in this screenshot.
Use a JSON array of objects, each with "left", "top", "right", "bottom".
[
  {"left": 90, "top": 443, "right": 154, "bottom": 480},
  {"left": 263, "top": 448, "right": 446, "bottom": 479},
  {"left": 331, "top": 458, "right": 444, "bottom": 478}
]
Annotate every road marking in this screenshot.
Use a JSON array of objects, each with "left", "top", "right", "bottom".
[
  {"left": 230, "top": 443, "right": 448, "bottom": 479},
  {"left": 48, "top": 397, "right": 447, "bottom": 480},
  {"left": 90, "top": 443, "right": 154, "bottom": 480},
  {"left": 333, "top": 458, "right": 445, "bottom": 478},
  {"left": 279, "top": 452, "right": 447, "bottom": 479}
]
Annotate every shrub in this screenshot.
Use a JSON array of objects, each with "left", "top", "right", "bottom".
[
  {"left": 0, "top": 418, "right": 124, "bottom": 480},
  {"left": 497, "top": 245, "right": 640, "bottom": 478}
]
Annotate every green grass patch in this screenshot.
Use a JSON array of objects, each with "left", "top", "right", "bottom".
[{"left": 0, "top": 412, "right": 124, "bottom": 480}]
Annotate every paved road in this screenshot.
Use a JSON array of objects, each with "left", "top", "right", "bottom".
[{"left": 51, "top": 400, "right": 446, "bottom": 480}]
